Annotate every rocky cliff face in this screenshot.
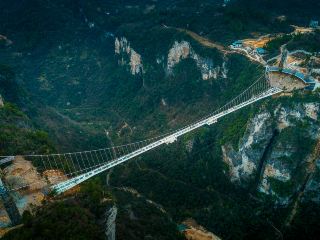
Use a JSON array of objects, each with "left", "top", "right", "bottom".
[
  {"left": 115, "top": 37, "right": 143, "bottom": 75},
  {"left": 167, "top": 41, "right": 228, "bottom": 80},
  {"left": 0, "top": 95, "right": 4, "bottom": 107},
  {"left": 114, "top": 38, "right": 228, "bottom": 81},
  {"left": 223, "top": 101, "right": 320, "bottom": 204},
  {"left": 222, "top": 112, "right": 273, "bottom": 182},
  {"left": 304, "top": 161, "right": 320, "bottom": 202}
]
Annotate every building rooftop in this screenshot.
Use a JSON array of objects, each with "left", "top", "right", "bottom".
[
  {"left": 233, "top": 40, "right": 242, "bottom": 44},
  {"left": 310, "top": 20, "right": 319, "bottom": 28},
  {"left": 256, "top": 48, "right": 267, "bottom": 54},
  {"left": 177, "top": 224, "right": 188, "bottom": 232}
]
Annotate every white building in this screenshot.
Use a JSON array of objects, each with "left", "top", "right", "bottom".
[{"left": 310, "top": 20, "right": 319, "bottom": 28}]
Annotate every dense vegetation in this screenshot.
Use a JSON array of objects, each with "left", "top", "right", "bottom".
[
  {"left": 287, "top": 30, "right": 320, "bottom": 52},
  {"left": 114, "top": 189, "right": 185, "bottom": 240},
  {"left": 284, "top": 201, "right": 320, "bottom": 240},
  {"left": 2, "top": 201, "right": 104, "bottom": 240},
  {"left": 266, "top": 30, "right": 320, "bottom": 55},
  {"left": 107, "top": 90, "right": 320, "bottom": 239},
  {"left": 2, "top": 179, "right": 108, "bottom": 240},
  {"left": 0, "top": 103, "right": 54, "bottom": 156},
  {"left": 0, "top": 0, "right": 320, "bottom": 239},
  {"left": 3, "top": 178, "right": 183, "bottom": 240},
  {"left": 0, "top": 0, "right": 318, "bottom": 150}
]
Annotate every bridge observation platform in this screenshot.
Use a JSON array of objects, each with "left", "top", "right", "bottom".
[{"left": 267, "top": 66, "right": 317, "bottom": 91}]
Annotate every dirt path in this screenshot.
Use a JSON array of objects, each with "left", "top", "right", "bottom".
[
  {"left": 177, "top": 28, "right": 227, "bottom": 52},
  {"left": 164, "top": 25, "right": 229, "bottom": 53},
  {"left": 164, "top": 25, "right": 273, "bottom": 66}
]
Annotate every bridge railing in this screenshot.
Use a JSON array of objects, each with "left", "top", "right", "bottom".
[
  {"left": 1, "top": 76, "right": 282, "bottom": 193},
  {"left": 51, "top": 78, "right": 282, "bottom": 194}
]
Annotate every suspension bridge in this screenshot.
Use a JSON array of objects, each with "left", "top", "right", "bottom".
[{"left": 0, "top": 75, "right": 283, "bottom": 197}]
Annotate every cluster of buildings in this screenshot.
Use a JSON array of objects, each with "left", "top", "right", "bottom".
[
  {"left": 231, "top": 40, "right": 267, "bottom": 56},
  {"left": 230, "top": 20, "right": 320, "bottom": 92}
]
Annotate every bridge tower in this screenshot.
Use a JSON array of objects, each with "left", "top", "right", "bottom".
[
  {"left": 0, "top": 178, "right": 21, "bottom": 226},
  {"left": 105, "top": 206, "right": 117, "bottom": 240}
]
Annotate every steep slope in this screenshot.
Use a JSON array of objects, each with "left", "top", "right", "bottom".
[
  {"left": 0, "top": 1, "right": 320, "bottom": 239},
  {"left": 0, "top": 0, "right": 265, "bottom": 151},
  {"left": 0, "top": 101, "right": 54, "bottom": 156}
]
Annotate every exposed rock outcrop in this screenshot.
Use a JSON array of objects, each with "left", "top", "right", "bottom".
[
  {"left": 304, "top": 103, "right": 319, "bottom": 121},
  {"left": 114, "top": 38, "right": 227, "bottom": 80},
  {"left": 115, "top": 37, "right": 143, "bottom": 75},
  {"left": 181, "top": 218, "right": 222, "bottom": 240},
  {"left": 0, "top": 35, "right": 12, "bottom": 46},
  {"left": 185, "top": 140, "right": 194, "bottom": 153},
  {"left": 3, "top": 156, "right": 47, "bottom": 191},
  {"left": 303, "top": 140, "right": 320, "bottom": 203},
  {"left": 223, "top": 101, "right": 320, "bottom": 204},
  {"left": 0, "top": 95, "right": 4, "bottom": 108},
  {"left": 222, "top": 112, "right": 273, "bottom": 182},
  {"left": 275, "top": 103, "right": 319, "bottom": 136},
  {"left": 167, "top": 41, "right": 227, "bottom": 80}
]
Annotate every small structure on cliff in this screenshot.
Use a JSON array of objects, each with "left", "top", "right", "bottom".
[
  {"left": 256, "top": 47, "right": 267, "bottom": 56},
  {"left": 231, "top": 40, "right": 243, "bottom": 48},
  {"left": 267, "top": 65, "right": 318, "bottom": 91}
]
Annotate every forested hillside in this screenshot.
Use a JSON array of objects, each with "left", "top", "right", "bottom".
[{"left": 1, "top": 0, "right": 320, "bottom": 239}]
